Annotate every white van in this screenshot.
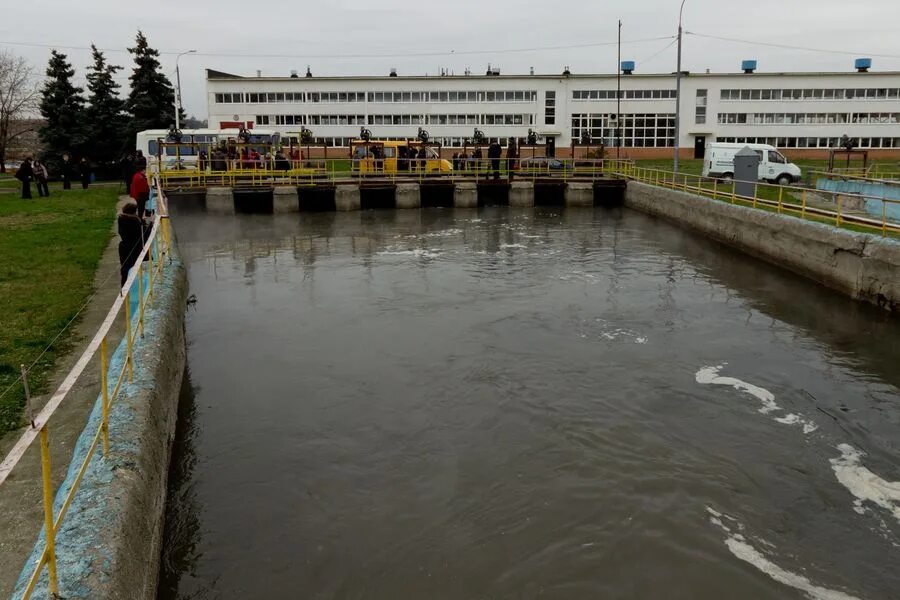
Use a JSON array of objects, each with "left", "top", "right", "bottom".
[
  {"left": 702, "top": 143, "right": 802, "bottom": 185},
  {"left": 135, "top": 129, "right": 220, "bottom": 172}
]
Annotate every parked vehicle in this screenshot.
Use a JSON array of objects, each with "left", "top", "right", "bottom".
[
  {"left": 350, "top": 140, "right": 452, "bottom": 173},
  {"left": 702, "top": 143, "right": 802, "bottom": 185},
  {"left": 519, "top": 157, "right": 568, "bottom": 171}
]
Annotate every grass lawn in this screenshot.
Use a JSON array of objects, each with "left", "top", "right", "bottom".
[{"left": 0, "top": 187, "right": 118, "bottom": 434}]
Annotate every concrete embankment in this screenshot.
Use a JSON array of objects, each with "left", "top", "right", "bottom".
[
  {"left": 625, "top": 181, "right": 900, "bottom": 312},
  {"left": 13, "top": 246, "right": 188, "bottom": 599}
]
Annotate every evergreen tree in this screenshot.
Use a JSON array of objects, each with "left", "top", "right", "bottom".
[
  {"left": 85, "top": 44, "right": 127, "bottom": 164},
  {"left": 38, "top": 50, "right": 85, "bottom": 163},
  {"left": 126, "top": 31, "right": 180, "bottom": 144}
]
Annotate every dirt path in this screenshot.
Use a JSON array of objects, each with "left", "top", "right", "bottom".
[{"left": 0, "top": 197, "right": 130, "bottom": 597}]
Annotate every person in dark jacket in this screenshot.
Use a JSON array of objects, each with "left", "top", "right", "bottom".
[
  {"left": 487, "top": 141, "right": 502, "bottom": 180},
  {"left": 15, "top": 157, "right": 33, "bottom": 199},
  {"left": 121, "top": 154, "right": 135, "bottom": 194},
  {"left": 60, "top": 153, "right": 73, "bottom": 189},
  {"left": 78, "top": 158, "right": 90, "bottom": 189},
  {"left": 117, "top": 202, "right": 150, "bottom": 286},
  {"left": 134, "top": 150, "right": 147, "bottom": 170},
  {"left": 473, "top": 147, "right": 483, "bottom": 173},
  {"left": 506, "top": 138, "right": 519, "bottom": 180}
]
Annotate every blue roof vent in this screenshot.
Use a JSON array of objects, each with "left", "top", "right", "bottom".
[
  {"left": 621, "top": 61, "right": 635, "bottom": 75},
  {"left": 855, "top": 58, "right": 872, "bottom": 72},
  {"left": 741, "top": 60, "right": 757, "bottom": 74}
]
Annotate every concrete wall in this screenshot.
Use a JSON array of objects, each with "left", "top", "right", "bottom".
[
  {"left": 625, "top": 181, "right": 900, "bottom": 312},
  {"left": 14, "top": 248, "right": 188, "bottom": 599}
]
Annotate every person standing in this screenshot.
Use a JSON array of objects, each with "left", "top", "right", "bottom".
[
  {"left": 117, "top": 202, "right": 149, "bottom": 286},
  {"left": 121, "top": 154, "right": 135, "bottom": 195},
  {"left": 130, "top": 163, "right": 150, "bottom": 219},
  {"left": 134, "top": 150, "right": 147, "bottom": 170},
  {"left": 488, "top": 141, "right": 502, "bottom": 180},
  {"left": 15, "top": 157, "right": 33, "bottom": 199},
  {"left": 506, "top": 138, "right": 519, "bottom": 181},
  {"left": 473, "top": 147, "right": 483, "bottom": 174},
  {"left": 60, "top": 153, "right": 73, "bottom": 189},
  {"left": 33, "top": 159, "right": 50, "bottom": 197},
  {"left": 78, "top": 158, "right": 91, "bottom": 189}
]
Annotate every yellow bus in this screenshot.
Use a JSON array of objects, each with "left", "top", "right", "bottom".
[{"left": 350, "top": 140, "right": 453, "bottom": 174}]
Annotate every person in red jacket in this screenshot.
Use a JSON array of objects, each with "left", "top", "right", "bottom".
[{"left": 130, "top": 164, "right": 150, "bottom": 218}]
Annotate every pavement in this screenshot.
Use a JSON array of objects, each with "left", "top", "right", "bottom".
[{"left": 0, "top": 197, "right": 130, "bottom": 598}]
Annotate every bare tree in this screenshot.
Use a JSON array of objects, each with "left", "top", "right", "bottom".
[{"left": 0, "top": 50, "right": 39, "bottom": 173}]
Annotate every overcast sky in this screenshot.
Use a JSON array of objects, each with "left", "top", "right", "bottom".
[{"left": 6, "top": 0, "right": 900, "bottom": 119}]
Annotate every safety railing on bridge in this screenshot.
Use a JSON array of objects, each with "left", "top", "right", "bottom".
[
  {"left": 0, "top": 179, "right": 173, "bottom": 599},
  {"left": 155, "top": 158, "right": 635, "bottom": 188},
  {"left": 615, "top": 163, "right": 900, "bottom": 237}
]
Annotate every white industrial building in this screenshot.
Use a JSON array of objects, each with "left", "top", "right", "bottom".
[{"left": 206, "top": 62, "right": 900, "bottom": 159}]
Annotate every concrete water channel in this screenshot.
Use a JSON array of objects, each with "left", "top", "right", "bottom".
[{"left": 157, "top": 190, "right": 900, "bottom": 599}]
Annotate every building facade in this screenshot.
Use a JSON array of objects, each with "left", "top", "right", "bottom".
[{"left": 206, "top": 67, "right": 900, "bottom": 159}]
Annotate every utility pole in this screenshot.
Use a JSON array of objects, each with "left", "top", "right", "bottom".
[
  {"left": 674, "top": 0, "right": 686, "bottom": 173},
  {"left": 175, "top": 50, "right": 197, "bottom": 130},
  {"left": 616, "top": 19, "right": 622, "bottom": 159}
]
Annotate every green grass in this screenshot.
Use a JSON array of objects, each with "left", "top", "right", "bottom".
[{"left": 0, "top": 188, "right": 118, "bottom": 434}]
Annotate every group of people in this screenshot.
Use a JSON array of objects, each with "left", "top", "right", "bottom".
[
  {"left": 451, "top": 139, "right": 518, "bottom": 180},
  {"left": 120, "top": 151, "right": 148, "bottom": 194},
  {"left": 117, "top": 160, "right": 152, "bottom": 285},
  {"left": 14, "top": 154, "right": 91, "bottom": 199}
]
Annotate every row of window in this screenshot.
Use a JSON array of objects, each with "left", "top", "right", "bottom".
[
  {"left": 572, "top": 89, "right": 677, "bottom": 101},
  {"left": 216, "top": 90, "right": 540, "bottom": 104},
  {"left": 720, "top": 88, "right": 900, "bottom": 101},
  {"left": 256, "top": 113, "right": 536, "bottom": 127},
  {"left": 716, "top": 136, "right": 900, "bottom": 149},
  {"left": 288, "top": 137, "right": 523, "bottom": 148},
  {"left": 717, "top": 112, "right": 900, "bottom": 125},
  {"left": 369, "top": 90, "right": 537, "bottom": 103},
  {"left": 571, "top": 113, "right": 676, "bottom": 147}
]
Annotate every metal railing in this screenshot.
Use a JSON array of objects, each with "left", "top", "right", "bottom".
[
  {"left": 0, "top": 179, "right": 174, "bottom": 599},
  {"left": 155, "top": 158, "right": 636, "bottom": 188},
  {"left": 616, "top": 163, "right": 900, "bottom": 237}
]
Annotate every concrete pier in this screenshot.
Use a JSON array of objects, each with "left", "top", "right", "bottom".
[
  {"left": 206, "top": 187, "right": 234, "bottom": 214},
  {"left": 565, "top": 182, "right": 594, "bottom": 207},
  {"left": 395, "top": 183, "right": 421, "bottom": 209},
  {"left": 273, "top": 187, "right": 299, "bottom": 213},
  {"left": 454, "top": 182, "right": 478, "bottom": 208},
  {"left": 335, "top": 185, "right": 361, "bottom": 211},
  {"left": 509, "top": 181, "right": 535, "bottom": 208}
]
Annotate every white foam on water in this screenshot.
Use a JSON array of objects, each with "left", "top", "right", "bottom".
[
  {"left": 377, "top": 248, "right": 442, "bottom": 259},
  {"left": 422, "top": 228, "right": 463, "bottom": 238},
  {"left": 695, "top": 365, "right": 817, "bottom": 434},
  {"left": 830, "top": 444, "right": 900, "bottom": 524},
  {"left": 499, "top": 243, "right": 527, "bottom": 249},
  {"left": 706, "top": 508, "right": 861, "bottom": 600}
]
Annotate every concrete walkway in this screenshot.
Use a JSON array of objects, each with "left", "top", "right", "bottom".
[{"left": 0, "top": 197, "right": 130, "bottom": 598}]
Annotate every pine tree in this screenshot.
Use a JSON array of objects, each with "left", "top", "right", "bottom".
[
  {"left": 85, "top": 44, "right": 127, "bottom": 165},
  {"left": 126, "top": 31, "right": 180, "bottom": 144},
  {"left": 38, "top": 50, "right": 85, "bottom": 163}
]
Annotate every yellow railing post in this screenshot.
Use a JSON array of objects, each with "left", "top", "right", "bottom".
[
  {"left": 883, "top": 201, "right": 888, "bottom": 237},
  {"left": 124, "top": 292, "right": 133, "bottom": 382},
  {"left": 712, "top": 178, "right": 718, "bottom": 200},
  {"left": 39, "top": 426, "right": 60, "bottom": 596},
  {"left": 836, "top": 196, "right": 843, "bottom": 227},
  {"left": 100, "top": 336, "right": 110, "bottom": 455},
  {"left": 778, "top": 186, "right": 783, "bottom": 213},
  {"left": 732, "top": 184, "right": 737, "bottom": 205},
  {"left": 801, "top": 190, "right": 807, "bottom": 218}
]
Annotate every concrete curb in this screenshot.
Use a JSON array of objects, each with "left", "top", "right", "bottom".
[
  {"left": 13, "top": 244, "right": 188, "bottom": 599},
  {"left": 625, "top": 181, "right": 900, "bottom": 312}
]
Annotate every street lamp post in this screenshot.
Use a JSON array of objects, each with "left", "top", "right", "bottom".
[
  {"left": 175, "top": 50, "right": 197, "bottom": 131},
  {"left": 674, "top": 0, "right": 686, "bottom": 173}
]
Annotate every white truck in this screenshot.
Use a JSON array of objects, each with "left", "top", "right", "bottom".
[{"left": 702, "top": 143, "right": 802, "bottom": 185}]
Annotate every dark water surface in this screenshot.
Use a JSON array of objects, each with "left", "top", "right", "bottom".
[{"left": 159, "top": 207, "right": 900, "bottom": 600}]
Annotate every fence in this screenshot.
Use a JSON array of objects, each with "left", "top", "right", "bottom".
[
  {"left": 0, "top": 179, "right": 173, "bottom": 598},
  {"left": 615, "top": 164, "right": 900, "bottom": 237},
  {"left": 155, "top": 158, "right": 635, "bottom": 188}
]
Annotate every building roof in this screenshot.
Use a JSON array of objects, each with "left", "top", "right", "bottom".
[{"left": 206, "top": 68, "right": 900, "bottom": 81}]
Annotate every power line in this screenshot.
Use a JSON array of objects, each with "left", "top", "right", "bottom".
[
  {"left": 686, "top": 31, "right": 900, "bottom": 60},
  {"left": 0, "top": 36, "right": 675, "bottom": 61},
  {"left": 635, "top": 37, "right": 679, "bottom": 65}
]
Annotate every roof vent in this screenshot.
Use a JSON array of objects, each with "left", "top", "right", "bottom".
[
  {"left": 290, "top": 69, "right": 298, "bottom": 78},
  {"left": 486, "top": 64, "right": 500, "bottom": 76},
  {"left": 256, "top": 69, "right": 262, "bottom": 77},
  {"left": 529, "top": 66, "right": 534, "bottom": 76},
  {"left": 562, "top": 65, "right": 571, "bottom": 76},
  {"left": 305, "top": 66, "right": 313, "bottom": 78},
  {"left": 741, "top": 60, "right": 757, "bottom": 74},
  {"left": 855, "top": 58, "right": 872, "bottom": 72},
  {"left": 390, "top": 68, "right": 397, "bottom": 77},
  {"left": 621, "top": 61, "right": 635, "bottom": 75}
]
